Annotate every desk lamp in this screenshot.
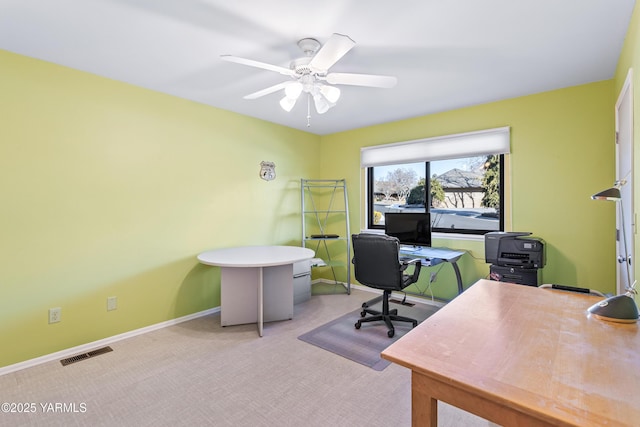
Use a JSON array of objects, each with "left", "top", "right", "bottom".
[{"left": 589, "top": 180, "right": 639, "bottom": 323}]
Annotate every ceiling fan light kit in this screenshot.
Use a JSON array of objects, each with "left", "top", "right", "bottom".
[
  {"left": 320, "top": 85, "right": 340, "bottom": 103},
  {"left": 221, "top": 33, "right": 397, "bottom": 125},
  {"left": 279, "top": 96, "right": 296, "bottom": 112},
  {"left": 284, "top": 81, "right": 303, "bottom": 99}
]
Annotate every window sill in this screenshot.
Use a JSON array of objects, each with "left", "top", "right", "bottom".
[
  {"left": 361, "top": 229, "right": 485, "bottom": 242},
  {"left": 432, "top": 232, "right": 485, "bottom": 242}
]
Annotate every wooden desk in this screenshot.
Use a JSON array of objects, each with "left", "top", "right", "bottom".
[
  {"left": 381, "top": 279, "right": 640, "bottom": 426},
  {"left": 198, "top": 246, "right": 314, "bottom": 337}
]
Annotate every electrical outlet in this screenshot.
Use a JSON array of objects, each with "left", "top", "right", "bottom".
[
  {"left": 49, "top": 307, "right": 61, "bottom": 324},
  {"left": 107, "top": 296, "right": 117, "bottom": 311}
]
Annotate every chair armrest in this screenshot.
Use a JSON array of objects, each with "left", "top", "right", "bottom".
[
  {"left": 400, "top": 257, "right": 421, "bottom": 268},
  {"left": 401, "top": 259, "right": 422, "bottom": 282},
  {"left": 399, "top": 256, "right": 421, "bottom": 265}
]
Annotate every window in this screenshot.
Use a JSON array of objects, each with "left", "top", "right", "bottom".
[{"left": 362, "top": 127, "right": 509, "bottom": 235}]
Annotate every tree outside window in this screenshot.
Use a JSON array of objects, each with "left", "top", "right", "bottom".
[{"left": 369, "top": 155, "right": 503, "bottom": 234}]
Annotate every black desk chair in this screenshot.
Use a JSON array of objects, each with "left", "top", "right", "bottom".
[{"left": 351, "top": 233, "right": 422, "bottom": 337}]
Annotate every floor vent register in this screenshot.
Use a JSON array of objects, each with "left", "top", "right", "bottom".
[{"left": 60, "top": 346, "right": 113, "bottom": 366}]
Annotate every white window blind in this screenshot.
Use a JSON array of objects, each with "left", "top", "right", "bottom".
[{"left": 360, "top": 127, "right": 510, "bottom": 167}]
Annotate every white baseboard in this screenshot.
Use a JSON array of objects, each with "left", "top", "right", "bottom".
[
  {"left": 0, "top": 307, "right": 220, "bottom": 377},
  {"left": 2, "top": 282, "right": 445, "bottom": 377}
]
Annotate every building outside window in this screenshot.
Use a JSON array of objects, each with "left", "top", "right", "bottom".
[{"left": 367, "top": 155, "right": 504, "bottom": 234}]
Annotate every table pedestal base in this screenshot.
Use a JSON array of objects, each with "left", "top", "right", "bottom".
[{"left": 220, "top": 264, "right": 293, "bottom": 336}]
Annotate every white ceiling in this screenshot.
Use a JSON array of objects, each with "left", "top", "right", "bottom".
[{"left": 0, "top": 0, "right": 635, "bottom": 135}]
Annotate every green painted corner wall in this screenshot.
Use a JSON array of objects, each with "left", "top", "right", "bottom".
[
  {"left": 615, "top": 7, "right": 640, "bottom": 424},
  {"left": 3, "top": 1, "right": 639, "bottom": 368},
  {"left": 320, "top": 80, "right": 616, "bottom": 300},
  {"left": 615, "top": 1, "right": 640, "bottom": 308},
  {"left": 0, "top": 50, "right": 320, "bottom": 368}
]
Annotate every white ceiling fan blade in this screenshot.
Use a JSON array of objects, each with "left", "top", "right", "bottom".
[
  {"left": 244, "top": 81, "right": 292, "bottom": 100},
  {"left": 221, "top": 55, "right": 295, "bottom": 77},
  {"left": 325, "top": 72, "right": 398, "bottom": 88},
  {"left": 308, "top": 33, "right": 355, "bottom": 72}
]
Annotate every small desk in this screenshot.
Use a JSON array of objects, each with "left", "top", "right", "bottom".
[
  {"left": 381, "top": 279, "right": 640, "bottom": 427},
  {"left": 197, "top": 246, "right": 315, "bottom": 337},
  {"left": 399, "top": 246, "right": 466, "bottom": 294}
]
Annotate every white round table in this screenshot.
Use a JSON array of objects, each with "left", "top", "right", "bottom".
[{"left": 198, "top": 246, "right": 315, "bottom": 336}]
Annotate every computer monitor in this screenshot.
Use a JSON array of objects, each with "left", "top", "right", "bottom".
[{"left": 384, "top": 212, "right": 431, "bottom": 247}]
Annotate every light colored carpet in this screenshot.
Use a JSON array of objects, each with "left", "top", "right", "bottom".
[
  {"left": 298, "top": 299, "right": 440, "bottom": 370},
  {"left": 0, "top": 287, "right": 497, "bottom": 427}
]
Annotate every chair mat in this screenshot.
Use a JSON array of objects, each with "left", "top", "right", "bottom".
[{"left": 298, "top": 299, "right": 441, "bottom": 371}]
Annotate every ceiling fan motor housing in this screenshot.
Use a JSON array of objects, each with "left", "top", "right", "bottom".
[
  {"left": 297, "top": 38, "right": 321, "bottom": 56},
  {"left": 291, "top": 57, "right": 321, "bottom": 77}
]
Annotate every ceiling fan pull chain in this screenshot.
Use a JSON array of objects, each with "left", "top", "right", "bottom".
[{"left": 306, "top": 94, "right": 311, "bottom": 127}]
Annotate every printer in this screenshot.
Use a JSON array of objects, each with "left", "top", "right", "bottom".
[
  {"left": 485, "top": 232, "right": 545, "bottom": 269},
  {"left": 485, "top": 232, "right": 546, "bottom": 287}
]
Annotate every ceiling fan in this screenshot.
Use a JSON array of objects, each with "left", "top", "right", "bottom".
[{"left": 221, "top": 33, "right": 397, "bottom": 122}]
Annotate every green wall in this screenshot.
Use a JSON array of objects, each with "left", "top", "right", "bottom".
[
  {"left": 2, "top": 2, "right": 637, "bottom": 368},
  {"left": 615, "top": 1, "right": 640, "bottom": 308},
  {"left": 0, "top": 50, "right": 320, "bottom": 368},
  {"left": 320, "top": 80, "right": 616, "bottom": 300}
]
